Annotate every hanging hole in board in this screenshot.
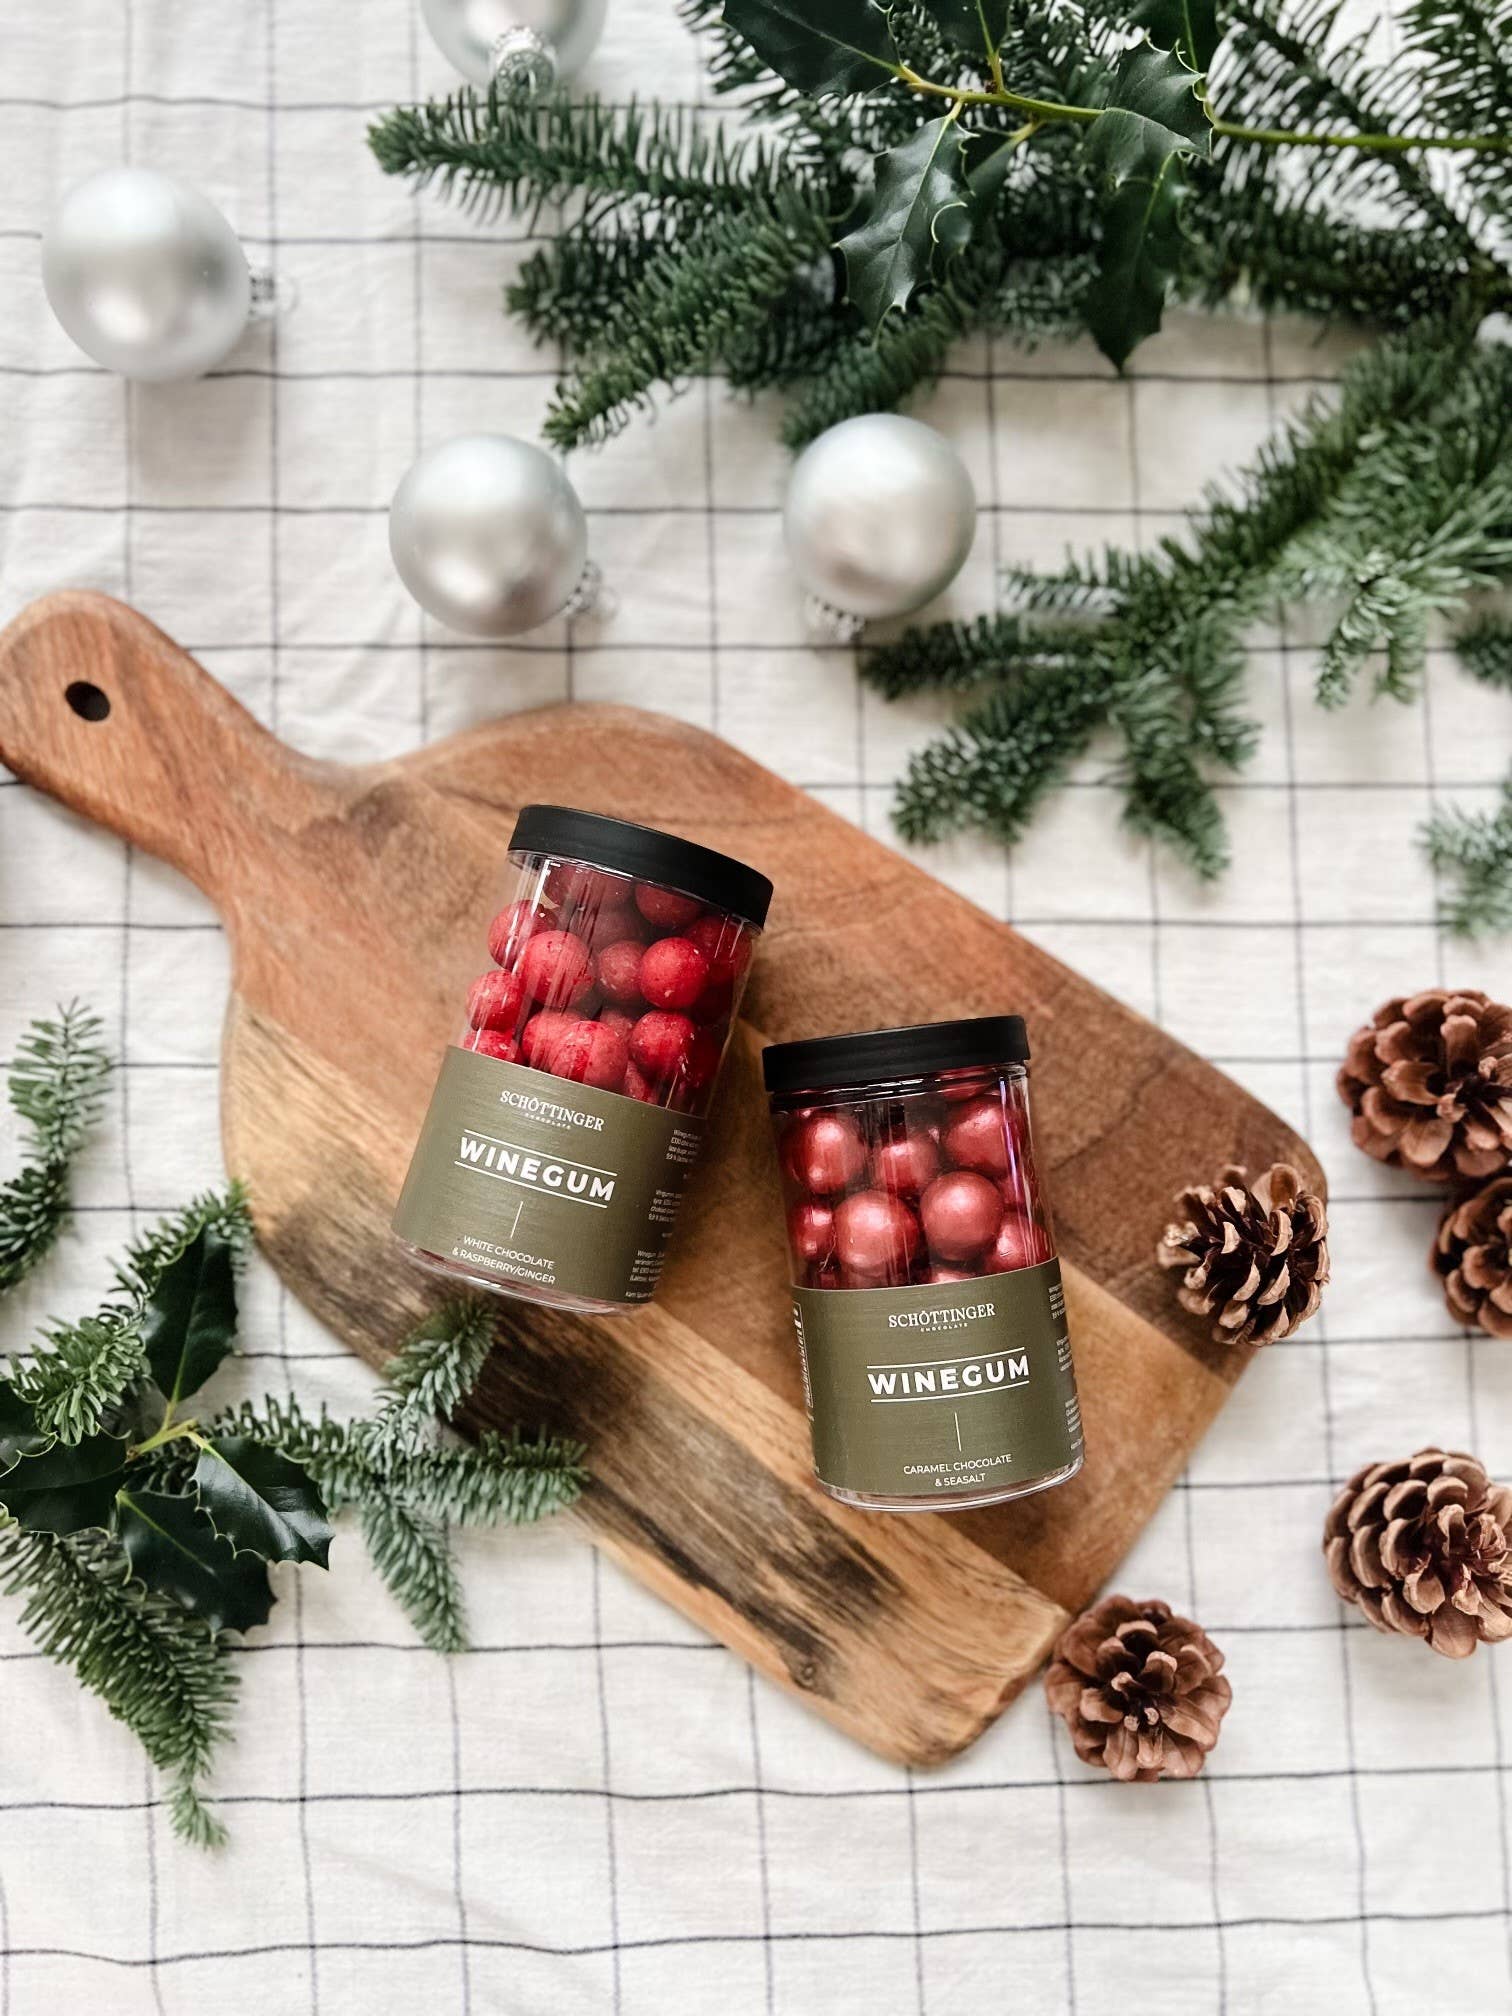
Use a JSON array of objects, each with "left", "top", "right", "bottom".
[{"left": 64, "top": 682, "right": 110, "bottom": 723}]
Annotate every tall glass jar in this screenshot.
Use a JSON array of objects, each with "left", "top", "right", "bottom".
[
  {"left": 395, "top": 804, "right": 772, "bottom": 1315},
  {"left": 764, "top": 1018, "right": 1083, "bottom": 1513}
]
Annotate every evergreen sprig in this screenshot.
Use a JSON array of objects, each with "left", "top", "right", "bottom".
[
  {"left": 867, "top": 323, "right": 1512, "bottom": 875},
  {"left": 1423, "top": 769, "right": 1512, "bottom": 937},
  {"left": 0, "top": 1004, "right": 110, "bottom": 1294},
  {"left": 1, "top": 1138, "right": 585, "bottom": 1839}
]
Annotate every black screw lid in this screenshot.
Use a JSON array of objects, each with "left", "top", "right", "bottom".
[
  {"left": 509, "top": 805, "right": 773, "bottom": 927},
  {"left": 762, "top": 1016, "right": 1030, "bottom": 1097}
]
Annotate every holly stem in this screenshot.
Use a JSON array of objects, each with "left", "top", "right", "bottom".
[
  {"left": 130, "top": 1417, "right": 208, "bottom": 1460},
  {"left": 894, "top": 64, "right": 1511, "bottom": 154}
]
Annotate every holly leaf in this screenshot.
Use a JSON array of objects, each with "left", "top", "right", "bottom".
[
  {"left": 721, "top": 0, "right": 899, "bottom": 96},
  {"left": 0, "top": 1380, "right": 51, "bottom": 1473},
  {"left": 1083, "top": 45, "right": 1212, "bottom": 368},
  {"left": 838, "top": 117, "right": 975, "bottom": 330},
  {"left": 0, "top": 1430, "right": 127, "bottom": 1535},
  {"left": 917, "top": 0, "right": 1011, "bottom": 59},
  {"left": 1129, "top": 0, "right": 1219, "bottom": 74},
  {"left": 193, "top": 1434, "right": 333, "bottom": 1566},
  {"left": 117, "top": 1487, "right": 275, "bottom": 1636},
  {"left": 143, "top": 1226, "right": 238, "bottom": 1408}
]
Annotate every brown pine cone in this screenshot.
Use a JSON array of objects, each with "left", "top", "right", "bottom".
[
  {"left": 1156, "top": 1163, "right": 1329, "bottom": 1346},
  {"left": 1045, "top": 1595, "right": 1231, "bottom": 1782},
  {"left": 1324, "top": 1448, "right": 1512, "bottom": 1658},
  {"left": 1337, "top": 988, "right": 1512, "bottom": 1182},
  {"left": 1434, "top": 1177, "right": 1512, "bottom": 1338}
]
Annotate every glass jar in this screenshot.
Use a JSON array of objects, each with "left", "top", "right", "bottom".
[
  {"left": 763, "top": 1018, "right": 1083, "bottom": 1513},
  {"left": 394, "top": 804, "right": 772, "bottom": 1315}
]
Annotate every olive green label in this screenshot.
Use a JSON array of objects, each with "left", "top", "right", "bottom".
[
  {"left": 792, "top": 1261, "right": 1082, "bottom": 1500},
  {"left": 393, "top": 1046, "right": 705, "bottom": 1306}
]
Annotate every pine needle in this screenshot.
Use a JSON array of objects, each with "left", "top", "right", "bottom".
[
  {"left": 1423, "top": 771, "right": 1512, "bottom": 938},
  {"left": 0, "top": 1005, "right": 110, "bottom": 1294}
]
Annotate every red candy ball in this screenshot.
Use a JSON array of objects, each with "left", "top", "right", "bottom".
[
  {"left": 639, "top": 936, "right": 710, "bottom": 1011},
  {"left": 487, "top": 899, "right": 552, "bottom": 969},
  {"left": 921, "top": 1263, "right": 975, "bottom": 1284},
  {"left": 834, "top": 1190, "right": 921, "bottom": 1279},
  {"left": 583, "top": 903, "right": 646, "bottom": 951},
  {"left": 465, "top": 969, "right": 526, "bottom": 1031},
  {"left": 682, "top": 1026, "right": 721, "bottom": 1092},
  {"left": 598, "top": 1005, "right": 636, "bottom": 1041},
  {"left": 630, "top": 1010, "right": 697, "bottom": 1081},
  {"left": 687, "top": 914, "right": 751, "bottom": 989},
  {"left": 871, "top": 1129, "right": 941, "bottom": 1200},
  {"left": 635, "top": 883, "right": 703, "bottom": 932},
  {"left": 920, "top": 1170, "right": 1003, "bottom": 1261},
  {"left": 788, "top": 1200, "right": 835, "bottom": 1267},
  {"left": 781, "top": 1112, "right": 868, "bottom": 1197},
  {"left": 981, "top": 1208, "right": 1040, "bottom": 1275},
  {"left": 595, "top": 939, "right": 645, "bottom": 1007},
  {"left": 621, "top": 1060, "right": 659, "bottom": 1104},
  {"left": 519, "top": 1009, "right": 582, "bottom": 1068},
  {"left": 463, "top": 1028, "right": 520, "bottom": 1064},
  {"left": 943, "top": 1096, "right": 1011, "bottom": 1179},
  {"left": 545, "top": 862, "right": 627, "bottom": 912},
  {"left": 690, "top": 978, "right": 735, "bottom": 1027},
  {"left": 547, "top": 1020, "right": 630, "bottom": 1092},
  {"left": 517, "top": 929, "right": 595, "bottom": 1008}
]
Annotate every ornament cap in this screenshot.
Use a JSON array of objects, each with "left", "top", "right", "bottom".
[{"left": 490, "top": 24, "right": 557, "bottom": 92}]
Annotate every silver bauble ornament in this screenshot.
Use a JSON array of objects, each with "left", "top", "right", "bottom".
[
  {"left": 389, "top": 433, "right": 599, "bottom": 638},
  {"left": 42, "top": 168, "right": 260, "bottom": 383},
  {"left": 420, "top": 0, "right": 607, "bottom": 89},
  {"left": 783, "top": 414, "right": 977, "bottom": 638}
]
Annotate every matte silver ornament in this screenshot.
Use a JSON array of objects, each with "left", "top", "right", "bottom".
[
  {"left": 41, "top": 168, "right": 257, "bottom": 383},
  {"left": 389, "top": 433, "right": 596, "bottom": 637},
  {"left": 783, "top": 414, "right": 978, "bottom": 635},
  {"left": 420, "top": 0, "right": 608, "bottom": 87}
]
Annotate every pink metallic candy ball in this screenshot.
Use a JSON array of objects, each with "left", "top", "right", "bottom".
[
  {"left": 920, "top": 1169, "right": 1003, "bottom": 1262},
  {"left": 871, "top": 1128, "right": 941, "bottom": 1200},
  {"left": 981, "top": 1208, "right": 1041, "bottom": 1274},
  {"left": 834, "top": 1189, "right": 921, "bottom": 1279},
  {"left": 782, "top": 1111, "right": 868, "bottom": 1197},
  {"left": 943, "top": 1095, "right": 1012, "bottom": 1179},
  {"left": 788, "top": 1199, "right": 836, "bottom": 1268}
]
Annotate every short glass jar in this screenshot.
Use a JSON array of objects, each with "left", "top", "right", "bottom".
[
  {"left": 394, "top": 804, "right": 772, "bottom": 1315},
  {"left": 764, "top": 1017, "right": 1083, "bottom": 1513}
]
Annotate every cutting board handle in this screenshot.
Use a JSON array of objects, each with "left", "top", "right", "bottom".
[{"left": 0, "top": 590, "right": 326, "bottom": 905}]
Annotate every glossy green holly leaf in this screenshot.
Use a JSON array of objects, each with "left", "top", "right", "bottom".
[
  {"left": 0, "top": 1429, "right": 127, "bottom": 1535},
  {"left": 721, "top": 0, "right": 899, "bottom": 96},
  {"left": 118, "top": 1487, "right": 275, "bottom": 1635},
  {"left": 194, "top": 1434, "right": 333, "bottom": 1566},
  {"left": 1129, "top": 0, "right": 1219, "bottom": 74},
  {"left": 918, "top": 0, "right": 1012, "bottom": 59},
  {"left": 838, "top": 117, "right": 975, "bottom": 330},
  {"left": 0, "top": 1380, "right": 51, "bottom": 1473},
  {"left": 144, "top": 1226, "right": 238, "bottom": 1408},
  {"left": 1083, "top": 45, "right": 1212, "bottom": 368}
]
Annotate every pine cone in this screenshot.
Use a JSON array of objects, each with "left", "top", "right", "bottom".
[
  {"left": 1045, "top": 1595, "right": 1231, "bottom": 1782},
  {"left": 1156, "top": 1162, "right": 1329, "bottom": 1346},
  {"left": 1324, "top": 1448, "right": 1512, "bottom": 1658},
  {"left": 1434, "top": 1177, "right": 1512, "bottom": 1338},
  {"left": 1337, "top": 989, "right": 1512, "bottom": 1182}
]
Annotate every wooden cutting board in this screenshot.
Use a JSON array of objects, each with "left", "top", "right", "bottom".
[{"left": 0, "top": 591, "right": 1321, "bottom": 1766}]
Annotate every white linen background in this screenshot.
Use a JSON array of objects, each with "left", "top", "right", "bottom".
[{"left": 2, "top": 0, "right": 1512, "bottom": 2010}]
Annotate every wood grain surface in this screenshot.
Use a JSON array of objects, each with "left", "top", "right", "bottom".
[{"left": 0, "top": 590, "right": 1322, "bottom": 1765}]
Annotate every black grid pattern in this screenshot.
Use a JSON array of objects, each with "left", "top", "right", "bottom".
[{"left": 3, "top": 2, "right": 1512, "bottom": 2012}]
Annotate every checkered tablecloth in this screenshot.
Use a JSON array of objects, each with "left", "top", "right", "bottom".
[{"left": 3, "top": 2, "right": 1512, "bottom": 2011}]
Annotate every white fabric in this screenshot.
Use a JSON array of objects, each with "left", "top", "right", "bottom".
[{"left": 2, "top": 3, "right": 1512, "bottom": 2012}]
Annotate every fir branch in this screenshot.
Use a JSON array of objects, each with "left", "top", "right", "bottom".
[
  {"left": 0, "top": 1523, "right": 235, "bottom": 1844},
  {"left": 1457, "top": 614, "right": 1512, "bottom": 690},
  {"left": 542, "top": 191, "right": 834, "bottom": 448},
  {"left": 0, "top": 1005, "right": 110, "bottom": 1295},
  {"left": 358, "top": 1499, "right": 467, "bottom": 1654},
  {"left": 368, "top": 88, "right": 798, "bottom": 226},
  {"left": 11, "top": 1186, "right": 253, "bottom": 1445},
  {"left": 1423, "top": 771, "right": 1512, "bottom": 938},
  {"left": 378, "top": 1298, "right": 496, "bottom": 1432}
]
